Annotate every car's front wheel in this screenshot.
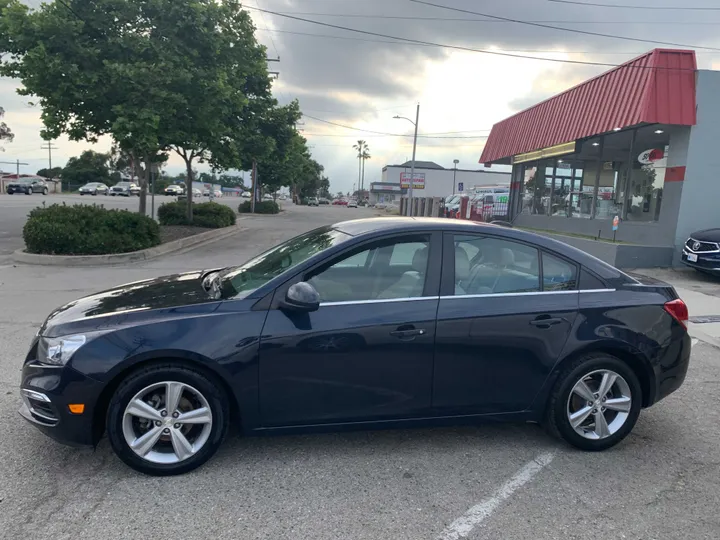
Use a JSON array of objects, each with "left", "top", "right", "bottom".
[
  {"left": 107, "top": 363, "right": 230, "bottom": 476},
  {"left": 25, "top": 188, "right": 31, "bottom": 195},
  {"left": 42, "top": 188, "right": 48, "bottom": 195},
  {"left": 546, "top": 353, "right": 641, "bottom": 451}
]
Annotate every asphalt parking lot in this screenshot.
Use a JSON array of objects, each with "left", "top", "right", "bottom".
[{"left": 1, "top": 202, "right": 719, "bottom": 539}]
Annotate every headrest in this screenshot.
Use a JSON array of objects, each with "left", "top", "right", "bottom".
[
  {"left": 412, "top": 247, "right": 429, "bottom": 272},
  {"left": 500, "top": 247, "right": 515, "bottom": 266},
  {"left": 455, "top": 246, "right": 470, "bottom": 280}
]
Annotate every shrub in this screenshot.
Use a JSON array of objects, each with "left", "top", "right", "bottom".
[
  {"left": 23, "top": 203, "right": 161, "bottom": 255},
  {"left": 238, "top": 200, "right": 279, "bottom": 214},
  {"left": 158, "top": 201, "right": 236, "bottom": 228}
]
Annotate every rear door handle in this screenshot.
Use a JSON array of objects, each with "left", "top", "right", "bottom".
[{"left": 530, "top": 316, "right": 564, "bottom": 328}]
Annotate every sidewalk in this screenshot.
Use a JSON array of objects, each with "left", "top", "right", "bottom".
[{"left": 631, "top": 268, "right": 720, "bottom": 348}]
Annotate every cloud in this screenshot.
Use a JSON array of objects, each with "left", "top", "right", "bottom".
[{"left": 3, "top": 0, "right": 720, "bottom": 187}]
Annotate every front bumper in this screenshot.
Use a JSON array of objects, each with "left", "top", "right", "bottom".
[
  {"left": 19, "top": 361, "right": 106, "bottom": 447},
  {"left": 681, "top": 249, "right": 720, "bottom": 275}
]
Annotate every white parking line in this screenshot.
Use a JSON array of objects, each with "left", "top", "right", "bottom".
[{"left": 437, "top": 452, "right": 556, "bottom": 540}]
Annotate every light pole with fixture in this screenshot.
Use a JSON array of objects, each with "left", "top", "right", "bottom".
[
  {"left": 452, "top": 159, "right": 459, "bottom": 194},
  {"left": 394, "top": 103, "right": 420, "bottom": 216}
]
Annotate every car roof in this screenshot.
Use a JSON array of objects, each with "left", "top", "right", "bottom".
[{"left": 332, "top": 217, "right": 627, "bottom": 281}]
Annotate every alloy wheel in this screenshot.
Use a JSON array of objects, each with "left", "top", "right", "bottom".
[
  {"left": 122, "top": 381, "right": 213, "bottom": 464},
  {"left": 566, "top": 369, "right": 632, "bottom": 440}
]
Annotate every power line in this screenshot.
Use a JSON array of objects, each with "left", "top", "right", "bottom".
[
  {"left": 302, "top": 114, "right": 489, "bottom": 138},
  {"left": 547, "top": 0, "right": 720, "bottom": 9},
  {"left": 409, "top": 0, "right": 720, "bottom": 51},
  {"left": 252, "top": 10, "right": 720, "bottom": 23},
  {"left": 255, "top": 27, "right": 720, "bottom": 55},
  {"left": 245, "top": 6, "right": 701, "bottom": 69}
]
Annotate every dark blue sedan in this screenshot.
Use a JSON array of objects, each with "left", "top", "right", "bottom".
[{"left": 19, "top": 218, "right": 691, "bottom": 475}]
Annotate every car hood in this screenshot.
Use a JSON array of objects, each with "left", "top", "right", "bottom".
[
  {"left": 40, "top": 270, "right": 224, "bottom": 338},
  {"left": 689, "top": 228, "right": 720, "bottom": 242}
]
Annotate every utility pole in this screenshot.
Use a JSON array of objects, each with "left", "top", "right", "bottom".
[
  {"left": 393, "top": 104, "right": 420, "bottom": 216},
  {"left": 0, "top": 159, "right": 29, "bottom": 178},
  {"left": 40, "top": 141, "right": 59, "bottom": 173},
  {"left": 453, "top": 159, "right": 459, "bottom": 194},
  {"left": 267, "top": 56, "right": 280, "bottom": 80}
]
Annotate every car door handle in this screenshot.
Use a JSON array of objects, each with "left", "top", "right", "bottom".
[
  {"left": 390, "top": 328, "right": 426, "bottom": 339},
  {"left": 530, "top": 316, "right": 565, "bottom": 328}
]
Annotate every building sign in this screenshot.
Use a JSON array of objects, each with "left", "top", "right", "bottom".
[
  {"left": 512, "top": 141, "right": 577, "bottom": 165},
  {"left": 371, "top": 183, "right": 402, "bottom": 192},
  {"left": 400, "top": 172, "right": 425, "bottom": 189},
  {"left": 638, "top": 148, "right": 664, "bottom": 164}
]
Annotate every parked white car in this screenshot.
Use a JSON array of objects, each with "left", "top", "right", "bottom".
[
  {"left": 241, "top": 191, "right": 251, "bottom": 198},
  {"left": 347, "top": 199, "right": 358, "bottom": 208}
]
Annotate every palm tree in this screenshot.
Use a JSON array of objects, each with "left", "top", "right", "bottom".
[
  {"left": 361, "top": 147, "right": 371, "bottom": 197},
  {"left": 352, "top": 140, "right": 367, "bottom": 194}
]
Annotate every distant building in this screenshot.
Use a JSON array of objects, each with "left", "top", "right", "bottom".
[{"left": 370, "top": 161, "right": 511, "bottom": 205}]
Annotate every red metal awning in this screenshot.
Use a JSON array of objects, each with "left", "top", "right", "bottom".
[{"left": 479, "top": 49, "right": 697, "bottom": 164}]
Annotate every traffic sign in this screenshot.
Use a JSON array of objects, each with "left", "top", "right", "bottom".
[{"left": 457, "top": 182, "right": 464, "bottom": 192}]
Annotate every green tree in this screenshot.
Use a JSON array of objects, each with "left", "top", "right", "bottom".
[
  {"left": 0, "top": 0, "right": 276, "bottom": 221},
  {"left": 36, "top": 166, "right": 62, "bottom": 179},
  {"left": 61, "top": 150, "right": 110, "bottom": 189},
  {"left": 0, "top": 107, "right": 12, "bottom": 150}
]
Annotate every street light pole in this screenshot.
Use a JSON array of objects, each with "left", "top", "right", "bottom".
[
  {"left": 452, "top": 159, "right": 459, "bottom": 194},
  {"left": 394, "top": 103, "right": 420, "bottom": 217}
]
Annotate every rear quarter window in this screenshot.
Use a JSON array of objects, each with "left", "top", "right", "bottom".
[{"left": 579, "top": 268, "right": 607, "bottom": 290}]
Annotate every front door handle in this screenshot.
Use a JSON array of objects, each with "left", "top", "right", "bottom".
[
  {"left": 530, "top": 316, "right": 564, "bottom": 328},
  {"left": 390, "top": 328, "right": 426, "bottom": 339}
]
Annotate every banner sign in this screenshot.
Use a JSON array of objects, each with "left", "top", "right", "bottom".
[{"left": 400, "top": 172, "right": 425, "bottom": 189}]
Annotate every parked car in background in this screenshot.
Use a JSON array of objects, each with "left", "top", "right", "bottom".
[
  {"left": 307, "top": 197, "right": 319, "bottom": 206},
  {"left": 18, "top": 218, "right": 690, "bottom": 475},
  {"left": 192, "top": 188, "right": 202, "bottom": 198},
  {"left": 213, "top": 190, "right": 223, "bottom": 198},
  {"left": 6, "top": 178, "right": 48, "bottom": 195},
  {"left": 347, "top": 199, "right": 358, "bottom": 208},
  {"left": 241, "top": 191, "right": 251, "bottom": 199},
  {"left": 681, "top": 229, "right": 720, "bottom": 276},
  {"left": 318, "top": 198, "right": 330, "bottom": 205},
  {"left": 164, "top": 184, "right": 184, "bottom": 196},
  {"left": 374, "top": 202, "right": 388, "bottom": 210},
  {"left": 333, "top": 199, "right": 348, "bottom": 206},
  {"left": 110, "top": 182, "right": 140, "bottom": 197},
  {"left": 263, "top": 194, "right": 274, "bottom": 201},
  {"left": 78, "top": 182, "right": 109, "bottom": 196}
]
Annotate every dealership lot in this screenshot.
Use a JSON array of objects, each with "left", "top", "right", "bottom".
[{"left": 1, "top": 203, "right": 719, "bottom": 539}]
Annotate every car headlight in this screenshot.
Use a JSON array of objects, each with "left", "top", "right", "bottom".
[{"left": 36, "top": 334, "right": 88, "bottom": 366}]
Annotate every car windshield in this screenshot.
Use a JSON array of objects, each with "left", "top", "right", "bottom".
[{"left": 219, "top": 227, "right": 351, "bottom": 299}]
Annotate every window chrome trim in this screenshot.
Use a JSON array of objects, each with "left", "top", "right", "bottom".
[
  {"left": 320, "top": 296, "right": 440, "bottom": 307},
  {"left": 439, "top": 289, "right": 615, "bottom": 300}
]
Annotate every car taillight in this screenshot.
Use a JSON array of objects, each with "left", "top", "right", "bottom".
[{"left": 664, "top": 299, "right": 689, "bottom": 329}]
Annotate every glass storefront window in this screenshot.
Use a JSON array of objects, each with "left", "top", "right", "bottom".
[{"left": 624, "top": 145, "right": 668, "bottom": 222}]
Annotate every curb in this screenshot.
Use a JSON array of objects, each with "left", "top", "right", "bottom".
[{"left": 12, "top": 224, "right": 245, "bottom": 267}]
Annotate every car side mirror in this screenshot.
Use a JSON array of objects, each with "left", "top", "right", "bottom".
[{"left": 281, "top": 282, "right": 320, "bottom": 312}]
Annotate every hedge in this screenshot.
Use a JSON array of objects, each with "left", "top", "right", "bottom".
[
  {"left": 158, "top": 201, "right": 236, "bottom": 228},
  {"left": 23, "top": 203, "right": 161, "bottom": 255},
  {"left": 238, "top": 200, "right": 279, "bottom": 214}
]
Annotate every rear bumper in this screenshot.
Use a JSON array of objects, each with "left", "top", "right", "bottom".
[
  {"left": 651, "top": 330, "right": 691, "bottom": 405},
  {"left": 18, "top": 362, "right": 106, "bottom": 447}
]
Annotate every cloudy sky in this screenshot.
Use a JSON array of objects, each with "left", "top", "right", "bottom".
[{"left": 3, "top": 0, "right": 720, "bottom": 193}]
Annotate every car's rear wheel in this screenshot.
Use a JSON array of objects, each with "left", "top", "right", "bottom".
[
  {"left": 546, "top": 353, "right": 641, "bottom": 451},
  {"left": 107, "top": 363, "right": 230, "bottom": 476}
]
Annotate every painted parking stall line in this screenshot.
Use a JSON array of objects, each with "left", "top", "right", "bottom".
[{"left": 437, "top": 452, "right": 556, "bottom": 540}]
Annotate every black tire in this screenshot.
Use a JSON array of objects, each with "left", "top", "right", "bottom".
[
  {"left": 106, "top": 363, "right": 230, "bottom": 476},
  {"left": 42, "top": 188, "right": 48, "bottom": 195},
  {"left": 25, "top": 189, "right": 31, "bottom": 195},
  {"left": 92, "top": 191, "right": 97, "bottom": 196},
  {"left": 545, "top": 353, "right": 642, "bottom": 451}
]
